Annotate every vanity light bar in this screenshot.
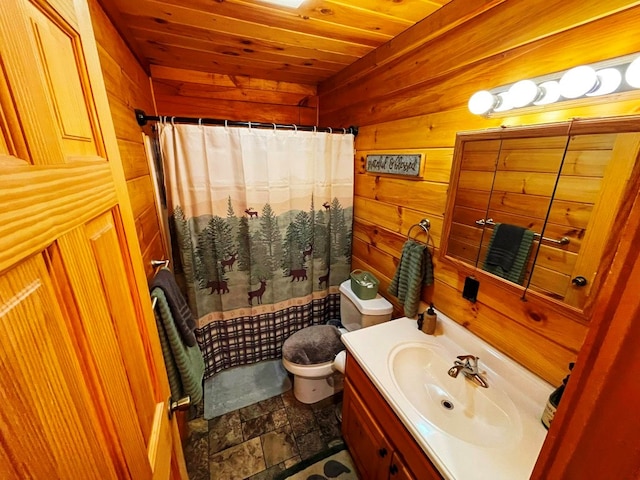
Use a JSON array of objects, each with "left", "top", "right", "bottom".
[{"left": 469, "top": 53, "right": 640, "bottom": 115}]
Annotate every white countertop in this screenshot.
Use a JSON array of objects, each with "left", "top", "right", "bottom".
[{"left": 341, "top": 313, "right": 552, "bottom": 480}]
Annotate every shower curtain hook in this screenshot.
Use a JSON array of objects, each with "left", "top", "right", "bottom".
[
  {"left": 328, "top": 127, "right": 332, "bottom": 134},
  {"left": 198, "top": 118, "right": 202, "bottom": 127},
  {"left": 293, "top": 124, "right": 297, "bottom": 133},
  {"left": 170, "top": 116, "right": 175, "bottom": 126},
  {"left": 273, "top": 123, "right": 277, "bottom": 132},
  {"left": 224, "top": 119, "right": 228, "bottom": 129},
  {"left": 313, "top": 125, "right": 317, "bottom": 134},
  {"left": 248, "top": 121, "right": 252, "bottom": 130},
  {"left": 343, "top": 128, "right": 346, "bottom": 134}
]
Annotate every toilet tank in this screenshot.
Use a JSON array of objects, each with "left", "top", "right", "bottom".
[{"left": 339, "top": 280, "right": 393, "bottom": 331}]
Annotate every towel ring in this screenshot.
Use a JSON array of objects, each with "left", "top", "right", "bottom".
[{"left": 407, "top": 219, "right": 433, "bottom": 253}]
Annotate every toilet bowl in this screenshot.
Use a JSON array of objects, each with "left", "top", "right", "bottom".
[{"left": 281, "top": 279, "right": 392, "bottom": 404}]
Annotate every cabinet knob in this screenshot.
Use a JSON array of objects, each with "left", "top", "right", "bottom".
[
  {"left": 378, "top": 447, "right": 387, "bottom": 458},
  {"left": 572, "top": 276, "right": 588, "bottom": 287},
  {"left": 390, "top": 464, "right": 399, "bottom": 475}
]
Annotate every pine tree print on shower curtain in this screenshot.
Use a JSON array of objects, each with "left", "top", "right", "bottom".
[{"left": 159, "top": 123, "right": 354, "bottom": 376}]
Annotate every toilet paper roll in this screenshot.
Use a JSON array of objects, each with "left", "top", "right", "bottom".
[{"left": 333, "top": 350, "right": 347, "bottom": 373}]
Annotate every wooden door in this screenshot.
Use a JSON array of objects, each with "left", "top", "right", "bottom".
[{"left": 0, "top": 0, "right": 187, "bottom": 478}]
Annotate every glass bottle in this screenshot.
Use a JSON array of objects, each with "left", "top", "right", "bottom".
[{"left": 541, "top": 362, "right": 574, "bottom": 429}]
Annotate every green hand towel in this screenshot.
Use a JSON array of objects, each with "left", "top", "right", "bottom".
[
  {"left": 388, "top": 240, "right": 434, "bottom": 317},
  {"left": 482, "top": 227, "right": 535, "bottom": 285},
  {"left": 151, "top": 288, "right": 205, "bottom": 404}
]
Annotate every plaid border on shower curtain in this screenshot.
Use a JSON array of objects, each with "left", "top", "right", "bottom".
[{"left": 196, "top": 293, "right": 340, "bottom": 378}]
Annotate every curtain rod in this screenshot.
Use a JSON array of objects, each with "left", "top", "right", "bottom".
[{"left": 134, "top": 109, "right": 358, "bottom": 136}]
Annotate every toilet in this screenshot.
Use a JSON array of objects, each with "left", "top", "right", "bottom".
[{"left": 282, "top": 279, "right": 393, "bottom": 404}]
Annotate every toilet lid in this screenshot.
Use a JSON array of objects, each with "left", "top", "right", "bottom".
[{"left": 282, "top": 325, "right": 345, "bottom": 365}]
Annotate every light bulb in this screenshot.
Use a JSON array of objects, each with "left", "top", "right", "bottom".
[
  {"left": 533, "top": 81, "right": 561, "bottom": 105},
  {"left": 586, "top": 68, "right": 622, "bottom": 96},
  {"left": 508, "top": 80, "right": 540, "bottom": 108},
  {"left": 625, "top": 56, "right": 640, "bottom": 88},
  {"left": 559, "top": 66, "right": 599, "bottom": 98},
  {"left": 468, "top": 90, "right": 496, "bottom": 115},
  {"left": 493, "top": 92, "right": 513, "bottom": 112}
]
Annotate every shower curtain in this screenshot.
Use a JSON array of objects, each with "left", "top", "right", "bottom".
[{"left": 159, "top": 123, "right": 354, "bottom": 377}]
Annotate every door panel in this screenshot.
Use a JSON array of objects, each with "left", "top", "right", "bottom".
[
  {"left": 86, "top": 211, "right": 159, "bottom": 439},
  {"left": 0, "top": 256, "right": 119, "bottom": 479},
  {"left": 25, "top": 0, "right": 100, "bottom": 160},
  {"left": 56, "top": 225, "right": 153, "bottom": 479}
]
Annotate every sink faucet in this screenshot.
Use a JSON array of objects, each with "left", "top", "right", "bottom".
[{"left": 447, "top": 355, "right": 489, "bottom": 388}]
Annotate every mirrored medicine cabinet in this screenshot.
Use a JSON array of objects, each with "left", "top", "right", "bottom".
[{"left": 441, "top": 115, "right": 640, "bottom": 317}]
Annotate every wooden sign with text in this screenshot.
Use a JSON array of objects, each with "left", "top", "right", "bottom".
[{"left": 365, "top": 154, "right": 423, "bottom": 177}]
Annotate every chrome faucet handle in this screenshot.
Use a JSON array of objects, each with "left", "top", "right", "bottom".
[{"left": 456, "top": 355, "right": 479, "bottom": 367}]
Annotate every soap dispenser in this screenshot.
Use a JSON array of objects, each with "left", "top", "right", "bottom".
[{"left": 419, "top": 304, "right": 437, "bottom": 335}]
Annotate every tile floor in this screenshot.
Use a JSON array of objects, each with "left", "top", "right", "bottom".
[{"left": 184, "top": 390, "right": 345, "bottom": 480}]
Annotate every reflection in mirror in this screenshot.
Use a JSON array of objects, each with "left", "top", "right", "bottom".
[
  {"left": 446, "top": 133, "right": 570, "bottom": 287},
  {"left": 479, "top": 136, "right": 568, "bottom": 286},
  {"left": 444, "top": 117, "right": 640, "bottom": 316},
  {"left": 527, "top": 131, "right": 634, "bottom": 310},
  {"left": 447, "top": 139, "right": 499, "bottom": 267}
]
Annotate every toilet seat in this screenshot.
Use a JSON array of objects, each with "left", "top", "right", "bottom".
[{"left": 282, "top": 324, "right": 345, "bottom": 366}]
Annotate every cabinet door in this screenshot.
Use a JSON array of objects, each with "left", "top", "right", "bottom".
[
  {"left": 343, "top": 378, "right": 393, "bottom": 480},
  {"left": 390, "top": 452, "right": 416, "bottom": 480},
  {"left": 0, "top": 0, "right": 185, "bottom": 478}
]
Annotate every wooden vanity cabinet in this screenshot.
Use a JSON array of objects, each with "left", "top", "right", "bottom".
[{"left": 342, "top": 353, "right": 443, "bottom": 480}]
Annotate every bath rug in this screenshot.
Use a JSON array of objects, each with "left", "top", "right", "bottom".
[
  {"left": 204, "top": 359, "right": 291, "bottom": 420},
  {"left": 275, "top": 444, "right": 359, "bottom": 480}
]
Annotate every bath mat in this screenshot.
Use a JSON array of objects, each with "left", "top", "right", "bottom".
[
  {"left": 275, "top": 444, "right": 358, "bottom": 480},
  {"left": 204, "top": 359, "right": 291, "bottom": 420}
]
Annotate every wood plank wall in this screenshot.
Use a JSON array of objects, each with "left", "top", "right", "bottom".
[
  {"left": 319, "top": 0, "right": 640, "bottom": 385},
  {"left": 88, "top": 0, "right": 165, "bottom": 279},
  {"left": 150, "top": 65, "right": 318, "bottom": 125}
]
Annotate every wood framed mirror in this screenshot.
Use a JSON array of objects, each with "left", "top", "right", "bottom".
[{"left": 441, "top": 115, "right": 640, "bottom": 318}]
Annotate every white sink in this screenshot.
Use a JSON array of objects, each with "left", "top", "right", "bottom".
[
  {"left": 389, "top": 342, "right": 522, "bottom": 447},
  {"left": 341, "top": 315, "right": 552, "bottom": 480}
]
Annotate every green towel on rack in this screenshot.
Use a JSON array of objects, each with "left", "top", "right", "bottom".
[
  {"left": 151, "top": 288, "right": 205, "bottom": 405},
  {"left": 482, "top": 225, "right": 535, "bottom": 285},
  {"left": 388, "top": 240, "right": 434, "bottom": 317}
]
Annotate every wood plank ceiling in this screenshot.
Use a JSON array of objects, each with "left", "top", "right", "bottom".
[{"left": 99, "top": 0, "right": 451, "bottom": 85}]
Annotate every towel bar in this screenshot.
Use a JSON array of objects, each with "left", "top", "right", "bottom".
[
  {"left": 150, "top": 259, "right": 170, "bottom": 310},
  {"left": 151, "top": 259, "right": 170, "bottom": 269},
  {"left": 475, "top": 219, "right": 570, "bottom": 245}
]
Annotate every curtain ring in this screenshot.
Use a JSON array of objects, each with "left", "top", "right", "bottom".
[
  {"left": 313, "top": 125, "right": 317, "bottom": 133},
  {"left": 248, "top": 121, "right": 252, "bottom": 130},
  {"left": 273, "top": 123, "right": 277, "bottom": 132},
  {"left": 198, "top": 118, "right": 202, "bottom": 127},
  {"left": 328, "top": 127, "right": 332, "bottom": 134},
  {"left": 225, "top": 119, "right": 228, "bottom": 129},
  {"left": 343, "top": 128, "right": 346, "bottom": 134},
  {"left": 171, "top": 116, "right": 175, "bottom": 126},
  {"left": 293, "top": 124, "right": 297, "bottom": 133}
]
